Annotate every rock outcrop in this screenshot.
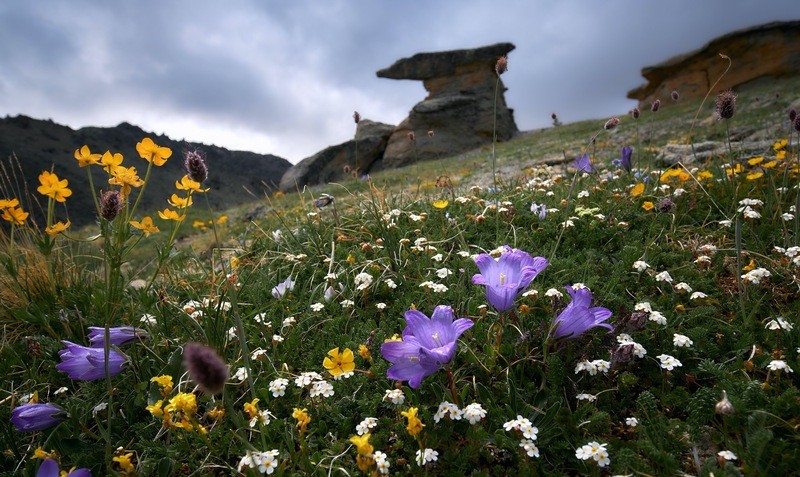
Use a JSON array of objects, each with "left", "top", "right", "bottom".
[
  {"left": 279, "top": 119, "right": 393, "bottom": 192},
  {"left": 628, "top": 21, "right": 800, "bottom": 107},
  {"left": 374, "top": 42, "right": 518, "bottom": 169}
]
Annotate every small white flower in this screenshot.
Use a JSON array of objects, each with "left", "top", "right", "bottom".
[
  {"left": 249, "top": 409, "right": 272, "bottom": 427},
  {"left": 649, "top": 311, "right": 667, "bottom": 326},
  {"left": 383, "top": 389, "right": 405, "bottom": 405},
  {"left": 356, "top": 417, "right": 378, "bottom": 435},
  {"left": 571, "top": 282, "right": 588, "bottom": 290},
  {"left": 385, "top": 278, "right": 397, "bottom": 289},
  {"left": 616, "top": 333, "right": 633, "bottom": 343},
  {"left": 310, "top": 302, "right": 325, "bottom": 312},
  {"left": 562, "top": 219, "right": 575, "bottom": 228},
  {"left": 140, "top": 313, "right": 157, "bottom": 326},
  {"left": 738, "top": 198, "right": 763, "bottom": 207},
  {"left": 269, "top": 378, "right": 289, "bottom": 397},
  {"left": 782, "top": 213, "right": 795, "bottom": 221},
  {"left": 657, "top": 354, "right": 682, "bottom": 371},
  {"left": 522, "top": 289, "right": 538, "bottom": 298},
  {"left": 719, "top": 219, "right": 733, "bottom": 227},
  {"left": 635, "top": 302, "right": 653, "bottom": 313},
  {"left": 673, "top": 188, "right": 686, "bottom": 197},
  {"left": 295, "top": 371, "right": 323, "bottom": 388},
  {"left": 576, "top": 393, "right": 596, "bottom": 402},
  {"left": 767, "top": 360, "right": 793, "bottom": 373},
  {"left": 765, "top": 317, "right": 793, "bottom": 331},
  {"left": 376, "top": 302, "right": 387, "bottom": 310},
  {"left": 674, "top": 282, "right": 692, "bottom": 293},
  {"left": 233, "top": 367, "right": 248, "bottom": 382},
  {"left": 632, "top": 260, "right": 650, "bottom": 272},
  {"left": 718, "top": 450, "right": 737, "bottom": 461},
  {"left": 354, "top": 272, "right": 374, "bottom": 291},
  {"left": 785, "top": 246, "right": 800, "bottom": 258},
  {"left": 741, "top": 268, "right": 771, "bottom": 285},
  {"left": 416, "top": 448, "right": 438, "bottom": 466},
  {"left": 435, "top": 268, "right": 453, "bottom": 279},
  {"left": 434, "top": 401, "right": 462, "bottom": 423},
  {"left": 690, "top": 291, "right": 708, "bottom": 300},
  {"left": 272, "top": 334, "right": 284, "bottom": 344},
  {"left": 577, "top": 190, "right": 590, "bottom": 199},
  {"left": 673, "top": 333, "right": 693, "bottom": 348},
  {"left": 742, "top": 206, "right": 761, "bottom": 219},
  {"left": 545, "top": 288, "right": 563, "bottom": 298},
  {"left": 462, "top": 403, "right": 487, "bottom": 424},
  {"left": 310, "top": 380, "right": 334, "bottom": 398},
  {"left": 374, "top": 451, "right": 390, "bottom": 474},
  {"left": 431, "top": 253, "right": 444, "bottom": 262},
  {"left": 695, "top": 255, "right": 712, "bottom": 264},
  {"left": 626, "top": 417, "right": 638, "bottom": 427},
  {"left": 251, "top": 348, "right": 268, "bottom": 360},
  {"left": 227, "top": 326, "right": 238, "bottom": 340},
  {"left": 54, "top": 386, "right": 69, "bottom": 396},
  {"left": 520, "top": 439, "right": 540, "bottom": 457},
  {"left": 282, "top": 316, "right": 296, "bottom": 328},
  {"left": 92, "top": 402, "right": 108, "bottom": 417},
  {"left": 655, "top": 271, "right": 673, "bottom": 283},
  {"left": 340, "top": 299, "right": 355, "bottom": 308}
]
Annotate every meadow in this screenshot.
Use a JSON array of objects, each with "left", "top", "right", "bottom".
[{"left": 1, "top": 68, "right": 799, "bottom": 476}]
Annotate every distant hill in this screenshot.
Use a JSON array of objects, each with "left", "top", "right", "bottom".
[{"left": 0, "top": 115, "right": 291, "bottom": 227}]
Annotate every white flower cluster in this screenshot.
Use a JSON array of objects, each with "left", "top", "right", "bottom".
[
  {"left": 635, "top": 302, "right": 667, "bottom": 325},
  {"left": 383, "top": 389, "right": 405, "bottom": 405},
  {"left": 434, "top": 401, "right": 462, "bottom": 423},
  {"left": 415, "top": 448, "right": 438, "bottom": 466},
  {"left": 672, "top": 333, "right": 693, "bottom": 348},
  {"left": 741, "top": 267, "right": 771, "bottom": 285},
  {"left": 617, "top": 334, "right": 647, "bottom": 358},
  {"left": 774, "top": 246, "right": 800, "bottom": 266},
  {"left": 503, "top": 415, "right": 540, "bottom": 457},
  {"left": 767, "top": 360, "right": 793, "bottom": 373},
  {"left": 374, "top": 450, "right": 390, "bottom": 474},
  {"left": 632, "top": 260, "right": 650, "bottom": 272},
  {"left": 575, "top": 441, "right": 610, "bottom": 467},
  {"left": 765, "top": 317, "right": 793, "bottom": 331},
  {"left": 356, "top": 417, "right": 378, "bottom": 435},
  {"left": 294, "top": 371, "right": 323, "bottom": 388},
  {"left": 574, "top": 359, "right": 611, "bottom": 376},
  {"left": 309, "top": 380, "right": 334, "bottom": 398},
  {"left": 654, "top": 271, "right": 673, "bottom": 283},
  {"left": 268, "top": 378, "right": 289, "bottom": 397},
  {"left": 657, "top": 354, "right": 682, "bottom": 370},
  {"left": 354, "top": 272, "right": 373, "bottom": 291},
  {"left": 418, "top": 281, "right": 449, "bottom": 293},
  {"left": 238, "top": 449, "right": 280, "bottom": 475}
]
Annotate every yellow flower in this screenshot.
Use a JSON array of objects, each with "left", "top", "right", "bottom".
[
  {"left": 74, "top": 145, "right": 101, "bottom": 167},
  {"left": 742, "top": 259, "right": 756, "bottom": 272},
  {"left": 776, "top": 150, "right": 787, "bottom": 160},
  {"left": 773, "top": 139, "right": 788, "bottom": 151},
  {"left": 630, "top": 183, "right": 645, "bottom": 197},
  {"left": 401, "top": 407, "right": 425, "bottom": 436},
  {"left": 384, "top": 333, "right": 402, "bottom": 343},
  {"left": 358, "top": 344, "right": 372, "bottom": 361},
  {"left": 192, "top": 220, "right": 207, "bottom": 229},
  {"left": 243, "top": 398, "right": 260, "bottom": 419},
  {"left": 725, "top": 164, "right": 744, "bottom": 175},
  {"left": 641, "top": 201, "right": 654, "bottom": 211},
  {"left": 659, "top": 168, "right": 689, "bottom": 183},
  {"left": 158, "top": 208, "right": 185, "bottom": 221},
  {"left": 0, "top": 198, "right": 20, "bottom": 209},
  {"left": 136, "top": 137, "right": 172, "bottom": 166},
  {"left": 216, "top": 215, "right": 228, "bottom": 225},
  {"left": 2, "top": 206, "right": 29, "bottom": 225},
  {"left": 109, "top": 166, "right": 145, "bottom": 198},
  {"left": 175, "top": 175, "right": 203, "bottom": 192},
  {"left": 347, "top": 254, "right": 356, "bottom": 264},
  {"left": 292, "top": 407, "right": 311, "bottom": 433},
  {"left": 433, "top": 199, "right": 449, "bottom": 209},
  {"left": 747, "top": 156, "right": 764, "bottom": 166},
  {"left": 149, "top": 375, "right": 173, "bottom": 393},
  {"left": 349, "top": 433, "right": 374, "bottom": 456},
  {"left": 100, "top": 151, "right": 124, "bottom": 174},
  {"left": 37, "top": 171, "right": 72, "bottom": 203},
  {"left": 168, "top": 193, "right": 193, "bottom": 209},
  {"left": 32, "top": 447, "right": 54, "bottom": 460},
  {"left": 146, "top": 400, "right": 164, "bottom": 417},
  {"left": 696, "top": 170, "right": 713, "bottom": 180},
  {"left": 164, "top": 392, "right": 197, "bottom": 415},
  {"left": 746, "top": 171, "right": 764, "bottom": 181},
  {"left": 763, "top": 160, "right": 778, "bottom": 169},
  {"left": 230, "top": 256, "right": 240, "bottom": 269},
  {"left": 207, "top": 405, "right": 225, "bottom": 420},
  {"left": 130, "top": 216, "right": 159, "bottom": 237},
  {"left": 273, "top": 190, "right": 285, "bottom": 199},
  {"left": 45, "top": 220, "right": 71, "bottom": 236},
  {"left": 323, "top": 347, "right": 355, "bottom": 377},
  {"left": 112, "top": 452, "right": 135, "bottom": 473}
]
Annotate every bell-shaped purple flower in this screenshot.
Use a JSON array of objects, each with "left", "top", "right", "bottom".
[
  {"left": 10, "top": 403, "right": 64, "bottom": 431},
  {"left": 381, "top": 305, "right": 473, "bottom": 389},
  {"left": 551, "top": 285, "right": 612, "bottom": 339},
  {"left": 87, "top": 326, "right": 142, "bottom": 347},
  {"left": 271, "top": 277, "right": 295, "bottom": 299},
  {"left": 612, "top": 146, "right": 632, "bottom": 172},
  {"left": 572, "top": 153, "right": 595, "bottom": 173},
  {"left": 37, "top": 458, "right": 91, "bottom": 477},
  {"left": 56, "top": 341, "right": 127, "bottom": 381},
  {"left": 472, "top": 246, "right": 549, "bottom": 313}
]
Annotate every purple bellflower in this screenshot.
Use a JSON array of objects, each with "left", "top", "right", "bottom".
[
  {"left": 87, "top": 326, "right": 142, "bottom": 347},
  {"left": 37, "top": 458, "right": 91, "bottom": 477},
  {"left": 10, "top": 403, "right": 64, "bottom": 431},
  {"left": 611, "top": 146, "right": 632, "bottom": 172},
  {"left": 472, "top": 246, "right": 549, "bottom": 313},
  {"left": 572, "top": 153, "right": 595, "bottom": 173},
  {"left": 271, "top": 277, "right": 295, "bottom": 299},
  {"left": 56, "top": 341, "right": 126, "bottom": 381},
  {"left": 381, "top": 305, "right": 473, "bottom": 389},
  {"left": 530, "top": 203, "right": 547, "bottom": 220},
  {"left": 551, "top": 285, "right": 613, "bottom": 339}
]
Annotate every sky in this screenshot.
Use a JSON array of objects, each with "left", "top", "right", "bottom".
[{"left": 1, "top": 1, "right": 797, "bottom": 164}]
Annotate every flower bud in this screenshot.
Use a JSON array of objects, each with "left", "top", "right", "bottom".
[
  {"left": 715, "top": 90, "right": 736, "bottom": 120},
  {"left": 353, "top": 111, "right": 361, "bottom": 124},
  {"left": 671, "top": 90, "right": 680, "bottom": 102},
  {"left": 715, "top": 390, "right": 734, "bottom": 415},
  {"left": 789, "top": 109, "right": 797, "bottom": 122},
  {"left": 794, "top": 115, "right": 800, "bottom": 133},
  {"left": 604, "top": 117, "right": 620, "bottom": 130},
  {"left": 183, "top": 149, "right": 208, "bottom": 183},
  {"left": 495, "top": 56, "right": 508, "bottom": 76},
  {"left": 657, "top": 197, "right": 675, "bottom": 213},
  {"left": 99, "top": 190, "right": 123, "bottom": 221},
  {"left": 651, "top": 99, "right": 661, "bottom": 113},
  {"left": 183, "top": 342, "right": 228, "bottom": 394},
  {"left": 631, "top": 107, "right": 640, "bottom": 119}
]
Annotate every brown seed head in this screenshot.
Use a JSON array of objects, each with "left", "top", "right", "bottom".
[
  {"left": 651, "top": 99, "right": 661, "bottom": 113},
  {"left": 715, "top": 90, "right": 736, "bottom": 120},
  {"left": 495, "top": 56, "right": 508, "bottom": 76},
  {"left": 99, "top": 190, "right": 123, "bottom": 221},
  {"left": 183, "top": 342, "right": 228, "bottom": 394},
  {"left": 789, "top": 109, "right": 797, "bottom": 122},
  {"left": 671, "top": 90, "right": 680, "bottom": 102},
  {"left": 183, "top": 149, "right": 208, "bottom": 183},
  {"left": 427, "top": 130, "right": 434, "bottom": 137},
  {"left": 794, "top": 115, "right": 800, "bottom": 133},
  {"left": 657, "top": 197, "right": 675, "bottom": 213},
  {"left": 604, "top": 117, "right": 620, "bottom": 130},
  {"left": 406, "top": 131, "right": 415, "bottom": 142},
  {"left": 715, "top": 390, "right": 734, "bottom": 415},
  {"left": 631, "top": 107, "right": 640, "bottom": 119},
  {"left": 353, "top": 111, "right": 361, "bottom": 124}
]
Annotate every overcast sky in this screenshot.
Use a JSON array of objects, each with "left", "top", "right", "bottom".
[{"left": 1, "top": 1, "right": 796, "bottom": 163}]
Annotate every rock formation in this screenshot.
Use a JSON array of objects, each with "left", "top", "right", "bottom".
[
  {"left": 374, "top": 42, "right": 518, "bottom": 169},
  {"left": 279, "top": 119, "right": 393, "bottom": 192},
  {"left": 628, "top": 21, "right": 800, "bottom": 107}
]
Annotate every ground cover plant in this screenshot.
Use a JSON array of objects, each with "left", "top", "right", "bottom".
[{"left": 1, "top": 65, "right": 799, "bottom": 476}]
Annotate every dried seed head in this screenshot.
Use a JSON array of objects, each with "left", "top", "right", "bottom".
[
  {"left": 651, "top": 99, "right": 661, "bottom": 113},
  {"left": 715, "top": 390, "right": 734, "bottom": 415},
  {"left": 794, "top": 115, "right": 800, "bottom": 133},
  {"left": 631, "top": 107, "right": 640, "bottom": 119},
  {"left": 627, "top": 311, "right": 649, "bottom": 332},
  {"left": 183, "top": 149, "right": 208, "bottom": 183},
  {"left": 604, "top": 117, "right": 620, "bottom": 130},
  {"left": 551, "top": 112, "right": 558, "bottom": 121},
  {"left": 495, "top": 56, "right": 508, "bottom": 76},
  {"left": 353, "top": 111, "right": 361, "bottom": 124},
  {"left": 715, "top": 90, "right": 737, "bottom": 120},
  {"left": 611, "top": 343, "right": 636, "bottom": 367},
  {"left": 671, "top": 90, "right": 680, "bottom": 102},
  {"left": 657, "top": 197, "right": 675, "bottom": 213},
  {"left": 343, "top": 164, "right": 351, "bottom": 174},
  {"left": 427, "top": 130, "right": 434, "bottom": 137},
  {"left": 406, "top": 131, "right": 415, "bottom": 142},
  {"left": 183, "top": 342, "right": 228, "bottom": 394},
  {"left": 99, "top": 190, "right": 123, "bottom": 221},
  {"left": 789, "top": 109, "right": 797, "bottom": 122}
]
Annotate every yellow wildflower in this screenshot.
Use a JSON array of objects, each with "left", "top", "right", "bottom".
[
  {"left": 642, "top": 201, "right": 655, "bottom": 211},
  {"left": 216, "top": 215, "right": 228, "bottom": 225},
  {"left": 112, "top": 452, "right": 135, "bottom": 474},
  {"left": 164, "top": 392, "right": 197, "bottom": 415},
  {"left": 168, "top": 193, "right": 192, "bottom": 209},
  {"left": 108, "top": 166, "right": 144, "bottom": 198},
  {"left": 149, "top": 375, "right": 173, "bottom": 394},
  {"left": 230, "top": 256, "right": 240, "bottom": 269},
  {"left": 207, "top": 405, "right": 225, "bottom": 420},
  {"left": 401, "top": 407, "right": 425, "bottom": 436},
  {"left": 384, "top": 333, "right": 402, "bottom": 343},
  {"left": 358, "top": 344, "right": 372, "bottom": 361},
  {"left": 0, "top": 198, "right": 20, "bottom": 209},
  {"left": 742, "top": 259, "right": 756, "bottom": 272},
  {"left": 192, "top": 220, "right": 207, "bottom": 229},
  {"left": 136, "top": 137, "right": 172, "bottom": 166},
  {"left": 433, "top": 199, "right": 449, "bottom": 209},
  {"left": 747, "top": 156, "right": 764, "bottom": 166},
  {"left": 130, "top": 216, "right": 159, "bottom": 237},
  {"left": 45, "top": 220, "right": 71, "bottom": 236},
  {"left": 175, "top": 175, "right": 203, "bottom": 192},
  {"left": 773, "top": 139, "right": 788, "bottom": 151},
  {"left": 349, "top": 433, "right": 374, "bottom": 456},
  {"left": 763, "top": 160, "right": 778, "bottom": 169},
  {"left": 37, "top": 171, "right": 72, "bottom": 203},
  {"left": 100, "top": 151, "right": 124, "bottom": 174},
  {"left": 776, "top": 150, "right": 787, "bottom": 160},
  {"left": 146, "top": 400, "right": 164, "bottom": 418},
  {"left": 746, "top": 171, "right": 764, "bottom": 181},
  {"left": 323, "top": 347, "right": 356, "bottom": 377},
  {"left": 660, "top": 168, "right": 690, "bottom": 183},
  {"left": 2, "top": 206, "right": 29, "bottom": 225},
  {"left": 630, "top": 183, "right": 645, "bottom": 197},
  {"left": 158, "top": 208, "right": 185, "bottom": 221},
  {"left": 696, "top": 170, "right": 713, "bottom": 180},
  {"left": 32, "top": 447, "right": 54, "bottom": 459},
  {"left": 292, "top": 407, "right": 311, "bottom": 434},
  {"left": 243, "top": 398, "right": 260, "bottom": 420},
  {"left": 725, "top": 164, "right": 744, "bottom": 175},
  {"left": 74, "top": 145, "right": 101, "bottom": 167}
]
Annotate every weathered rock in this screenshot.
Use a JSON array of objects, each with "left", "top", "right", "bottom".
[
  {"left": 279, "top": 119, "right": 393, "bottom": 192},
  {"left": 374, "top": 43, "right": 518, "bottom": 169},
  {"left": 628, "top": 21, "right": 800, "bottom": 107},
  {"left": 657, "top": 139, "right": 774, "bottom": 166}
]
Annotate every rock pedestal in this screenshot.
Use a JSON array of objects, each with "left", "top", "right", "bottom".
[
  {"left": 627, "top": 21, "right": 800, "bottom": 107},
  {"left": 374, "top": 42, "right": 518, "bottom": 169}
]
